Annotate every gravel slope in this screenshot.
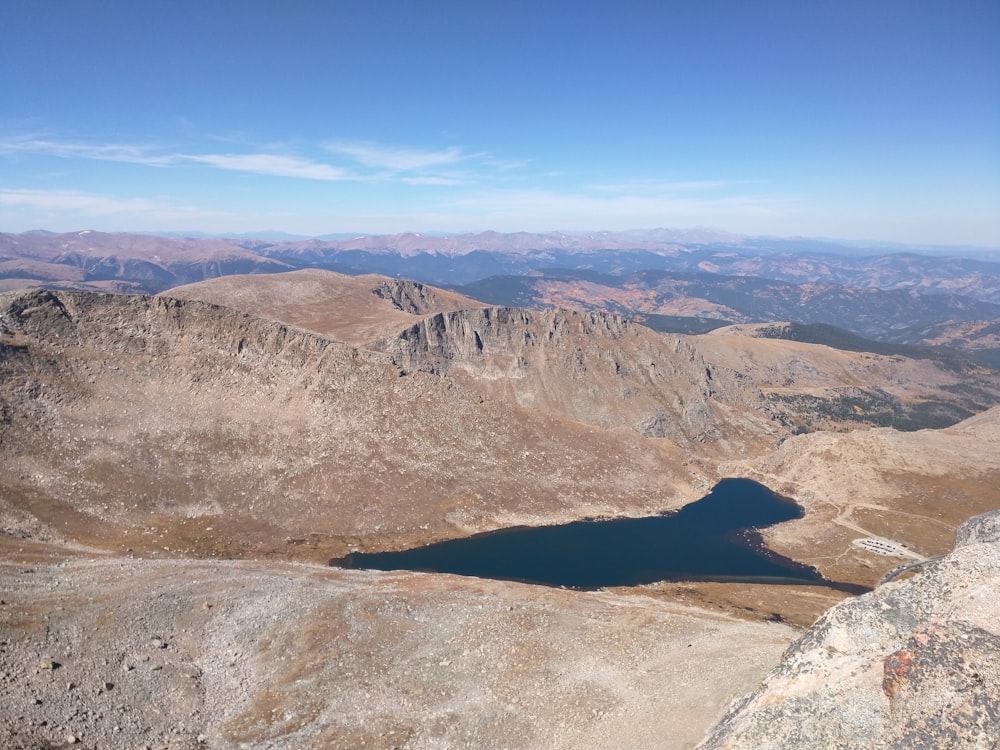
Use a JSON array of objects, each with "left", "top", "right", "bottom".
[{"left": 0, "top": 558, "right": 796, "bottom": 749}]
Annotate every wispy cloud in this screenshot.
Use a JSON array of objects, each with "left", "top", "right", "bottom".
[
  {"left": 325, "top": 141, "right": 466, "bottom": 171},
  {"left": 0, "top": 138, "right": 172, "bottom": 167},
  {"left": 588, "top": 178, "right": 765, "bottom": 194},
  {"left": 324, "top": 141, "right": 533, "bottom": 185},
  {"left": 0, "top": 136, "right": 352, "bottom": 181},
  {"left": 0, "top": 135, "right": 520, "bottom": 185},
  {"left": 181, "top": 153, "right": 349, "bottom": 180},
  {"left": 401, "top": 175, "right": 469, "bottom": 186}
]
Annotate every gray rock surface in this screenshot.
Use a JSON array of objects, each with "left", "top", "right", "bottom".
[{"left": 697, "top": 510, "right": 1000, "bottom": 749}]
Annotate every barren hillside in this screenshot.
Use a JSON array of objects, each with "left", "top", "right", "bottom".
[
  {"left": 729, "top": 405, "right": 1000, "bottom": 587},
  {"left": 0, "top": 288, "right": 703, "bottom": 563},
  {"left": 165, "top": 269, "right": 482, "bottom": 347},
  {"left": 0, "top": 558, "right": 797, "bottom": 750},
  {"left": 692, "top": 323, "right": 1000, "bottom": 431}
]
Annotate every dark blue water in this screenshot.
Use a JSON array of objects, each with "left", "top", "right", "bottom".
[{"left": 332, "top": 478, "right": 865, "bottom": 592}]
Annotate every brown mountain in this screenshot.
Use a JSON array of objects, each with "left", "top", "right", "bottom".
[
  {"left": 167, "top": 270, "right": 1000, "bottom": 448},
  {"left": 0, "top": 287, "right": 703, "bottom": 563},
  {"left": 0, "top": 230, "right": 291, "bottom": 294},
  {"left": 692, "top": 323, "right": 1000, "bottom": 431},
  {"left": 372, "top": 306, "right": 780, "bottom": 455},
  {"left": 452, "top": 269, "right": 1000, "bottom": 345},
  {"left": 164, "top": 268, "right": 482, "bottom": 346}
]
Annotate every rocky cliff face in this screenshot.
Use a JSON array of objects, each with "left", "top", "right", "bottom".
[
  {"left": 369, "top": 277, "right": 455, "bottom": 314},
  {"left": 697, "top": 510, "right": 1000, "bottom": 749},
  {"left": 374, "top": 306, "right": 782, "bottom": 454}
]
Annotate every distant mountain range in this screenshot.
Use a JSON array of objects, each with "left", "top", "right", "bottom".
[{"left": 2, "top": 229, "right": 999, "bottom": 366}]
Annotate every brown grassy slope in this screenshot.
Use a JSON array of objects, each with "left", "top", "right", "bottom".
[
  {"left": 690, "top": 324, "right": 1000, "bottom": 431},
  {"left": 533, "top": 277, "right": 740, "bottom": 319},
  {"left": 0, "top": 288, "right": 701, "bottom": 561},
  {"left": 697, "top": 324, "right": 966, "bottom": 396},
  {"left": 164, "top": 268, "right": 482, "bottom": 346},
  {"left": 728, "top": 405, "right": 1000, "bottom": 586}
]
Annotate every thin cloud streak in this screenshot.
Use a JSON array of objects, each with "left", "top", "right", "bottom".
[
  {"left": 0, "top": 138, "right": 173, "bottom": 167},
  {"left": 0, "top": 136, "right": 516, "bottom": 183},
  {"left": 588, "top": 179, "right": 767, "bottom": 194},
  {"left": 0, "top": 137, "right": 794, "bottom": 236},
  {"left": 181, "top": 153, "right": 350, "bottom": 180},
  {"left": 0, "top": 137, "right": 354, "bottom": 181},
  {"left": 324, "top": 141, "right": 466, "bottom": 171}
]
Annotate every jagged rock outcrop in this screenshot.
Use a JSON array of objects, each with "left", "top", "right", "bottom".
[
  {"left": 374, "top": 306, "right": 783, "bottom": 454},
  {"left": 369, "top": 277, "right": 451, "bottom": 314},
  {"left": 697, "top": 510, "right": 1000, "bottom": 749}
]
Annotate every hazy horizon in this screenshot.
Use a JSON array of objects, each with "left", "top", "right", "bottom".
[{"left": 11, "top": 225, "right": 1000, "bottom": 257}]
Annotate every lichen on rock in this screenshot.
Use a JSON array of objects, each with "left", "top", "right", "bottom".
[{"left": 697, "top": 510, "right": 1000, "bottom": 750}]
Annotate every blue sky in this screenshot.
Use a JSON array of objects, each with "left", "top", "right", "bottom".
[{"left": 1, "top": 1, "right": 998, "bottom": 246}]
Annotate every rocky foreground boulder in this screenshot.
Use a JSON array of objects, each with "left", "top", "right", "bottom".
[{"left": 698, "top": 510, "right": 1000, "bottom": 749}]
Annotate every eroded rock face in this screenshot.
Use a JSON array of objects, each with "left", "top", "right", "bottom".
[
  {"left": 370, "top": 277, "right": 449, "bottom": 315},
  {"left": 697, "top": 510, "right": 1000, "bottom": 749},
  {"left": 374, "top": 306, "right": 780, "bottom": 453}
]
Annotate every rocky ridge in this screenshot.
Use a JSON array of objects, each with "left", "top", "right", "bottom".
[
  {"left": 0, "top": 287, "right": 702, "bottom": 560},
  {"left": 374, "top": 306, "right": 779, "bottom": 452}
]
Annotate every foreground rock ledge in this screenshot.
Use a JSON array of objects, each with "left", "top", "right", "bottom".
[
  {"left": 697, "top": 510, "right": 1000, "bottom": 749},
  {"left": 0, "top": 558, "right": 795, "bottom": 750}
]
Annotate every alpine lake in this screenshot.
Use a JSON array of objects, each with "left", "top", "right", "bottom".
[{"left": 333, "top": 478, "right": 867, "bottom": 594}]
